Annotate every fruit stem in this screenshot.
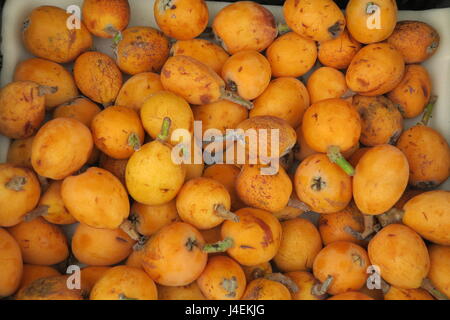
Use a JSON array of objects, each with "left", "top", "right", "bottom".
[
  {"left": 118, "top": 293, "right": 138, "bottom": 300},
  {"left": 311, "top": 275, "right": 334, "bottom": 297},
  {"left": 344, "top": 215, "right": 377, "bottom": 241},
  {"left": 250, "top": 268, "right": 266, "bottom": 280},
  {"left": 419, "top": 95, "right": 438, "bottom": 126},
  {"left": 263, "top": 273, "right": 299, "bottom": 294},
  {"left": 287, "top": 198, "right": 311, "bottom": 212},
  {"left": 128, "top": 132, "right": 141, "bottom": 151},
  {"left": 120, "top": 220, "right": 141, "bottom": 241},
  {"left": 276, "top": 23, "right": 291, "bottom": 36},
  {"left": 38, "top": 85, "right": 58, "bottom": 97},
  {"left": 202, "top": 237, "right": 234, "bottom": 253},
  {"left": 132, "top": 236, "right": 149, "bottom": 251},
  {"left": 220, "top": 88, "right": 254, "bottom": 110},
  {"left": 214, "top": 204, "right": 240, "bottom": 222},
  {"left": 376, "top": 208, "right": 405, "bottom": 228},
  {"left": 23, "top": 205, "right": 49, "bottom": 222},
  {"left": 327, "top": 146, "right": 355, "bottom": 176},
  {"left": 5, "top": 176, "right": 27, "bottom": 191},
  {"left": 421, "top": 278, "right": 449, "bottom": 300},
  {"left": 157, "top": 117, "right": 172, "bottom": 142},
  {"left": 341, "top": 89, "right": 357, "bottom": 99}
]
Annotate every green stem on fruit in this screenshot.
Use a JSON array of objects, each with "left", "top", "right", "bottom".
[
  {"left": 128, "top": 132, "right": 141, "bottom": 151},
  {"left": 5, "top": 176, "right": 27, "bottom": 191},
  {"left": 311, "top": 275, "right": 334, "bottom": 297},
  {"left": 419, "top": 95, "right": 438, "bottom": 126},
  {"left": 23, "top": 205, "right": 49, "bottom": 222},
  {"left": 157, "top": 117, "right": 172, "bottom": 142},
  {"left": 376, "top": 208, "right": 405, "bottom": 228},
  {"left": 276, "top": 22, "right": 291, "bottom": 36},
  {"left": 214, "top": 204, "right": 240, "bottom": 222},
  {"left": 421, "top": 278, "right": 449, "bottom": 300},
  {"left": 263, "top": 273, "right": 299, "bottom": 294},
  {"left": 202, "top": 237, "right": 234, "bottom": 253},
  {"left": 220, "top": 88, "right": 254, "bottom": 110},
  {"left": 287, "top": 198, "right": 311, "bottom": 213},
  {"left": 118, "top": 293, "right": 138, "bottom": 300},
  {"left": 327, "top": 146, "right": 355, "bottom": 176}
]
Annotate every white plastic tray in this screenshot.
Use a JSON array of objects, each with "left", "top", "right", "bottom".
[{"left": 1, "top": 0, "right": 449, "bottom": 189}]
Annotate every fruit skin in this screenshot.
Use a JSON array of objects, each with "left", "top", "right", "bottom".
[
  {"left": 8, "top": 217, "right": 69, "bottom": 266},
  {"left": 6, "top": 136, "right": 34, "bottom": 169},
  {"left": 221, "top": 50, "right": 272, "bottom": 101},
  {"left": 0, "top": 228, "right": 23, "bottom": 298},
  {"left": 90, "top": 266, "right": 158, "bottom": 300},
  {"left": 212, "top": 1, "right": 277, "bottom": 54},
  {"left": 352, "top": 95, "right": 403, "bottom": 147},
  {"left": 283, "top": 0, "right": 345, "bottom": 42},
  {"left": 273, "top": 218, "right": 323, "bottom": 272},
  {"left": 353, "top": 145, "right": 409, "bottom": 215},
  {"left": 318, "top": 30, "right": 361, "bottom": 70},
  {"left": 236, "top": 164, "right": 292, "bottom": 213},
  {"left": 251, "top": 77, "right": 309, "bottom": 129},
  {"left": 0, "top": 81, "right": 45, "bottom": 139},
  {"left": 115, "top": 72, "right": 164, "bottom": 112},
  {"left": 368, "top": 224, "right": 430, "bottom": 289},
  {"left": 428, "top": 244, "right": 450, "bottom": 299},
  {"left": 313, "top": 241, "right": 370, "bottom": 295},
  {"left": 197, "top": 255, "right": 247, "bottom": 300},
  {"left": 154, "top": 0, "right": 209, "bottom": 40},
  {"left": 302, "top": 98, "right": 361, "bottom": 153},
  {"left": 242, "top": 278, "right": 291, "bottom": 300},
  {"left": 285, "top": 271, "right": 321, "bottom": 300},
  {"left": 80, "top": 267, "right": 111, "bottom": 294},
  {"left": 116, "top": 26, "right": 170, "bottom": 75},
  {"left": 61, "top": 167, "right": 129, "bottom": 229},
  {"left": 53, "top": 97, "right": 101, "bottom": 129},
  {"left": 140, "top": 91, "right": 194, "bottom": 146},
  {"left": 0, "top": 164, "right": 41, "bottom": 227},
  {"left": 158, "top": 282, "right": 206, "bottom": 300},
  {"left": 396, "top": 126, "right": 450, "bottom": 189},
  {"left": 346, "top": 43, "right": 405, "bottom": 96},
  {"left": 176, "top": 177, "right": 231, "bottom": 230},
  {"left": 307, "top": 67, "right": 347, "bottom": 104},
  {"left": 328, "top": 292, "right": 374, "bottom": 300},
  {"left": 22, "top": 6, "right": 92, "bottom": 63},
  {"left": 82, "top": 0, "right": 130, "bottom": 38},
  {"left": 203, "top": 164, "right": 246, "bottom": 211},
  {"left": 15, "top": 276, "right": 86, "bottom": 300},
  {"left": 387, "top": 20, "right": 440, "bottom": 64},
  {"left": 384, "top": 286, "right": 434, "bottom": 300},
  {"left": 171, "top": 39, "right": 229, "bottom": 74},
  {"left": 71, "top": 223, "right": 135, "bottom": 266},
  {"left": 318, "top": 204, "right": 365, "bottom": 246},
  {"left": 125, "top": 140, "right": 186, "bottom": 206},
  {"left": 402, "top": 191, "right": 450, "bottom": 246},
  {"left": 345, "top": 0, "right": 398, "bottom": 44},
  {"left": 387, "top": 65, "right": 432, "bottom": 119},
  {"left": 31, "top": 118, "right": 93, "bottom": 180},
  {"left": 73, "top": 51, "right": 123, "bottom": 105},
  {"left": 193, "top": 100, "right": 248, "bottom": 136},
  {"left": 14, "top": 58, "right": 78, "bottom": 109},
  {"left": 141, "top": 222, "right": 207, "bottom": 286},
  {"left": 91, "top": 106, "right": 145, "bottom": 159},
  {"left": 38, "top": 180, "right": 77, "bottom": 225},
  {"left": 131, "top": 199, "right": 179, "bottom": 237},
  {"left": 221, "top": 207, "right": 282, "bottom": 266},
  {"left": 160, "top": 55, "right": 225, "bottom": 105},
  {"left": 18, "top": 264, "right": 61, "bottom": 292},
  {"left": 294, "top": 153, "right": 353, "bottom": 214},
  {"left": 266, "top": 32, "right": 317, "bottom": 78}
]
